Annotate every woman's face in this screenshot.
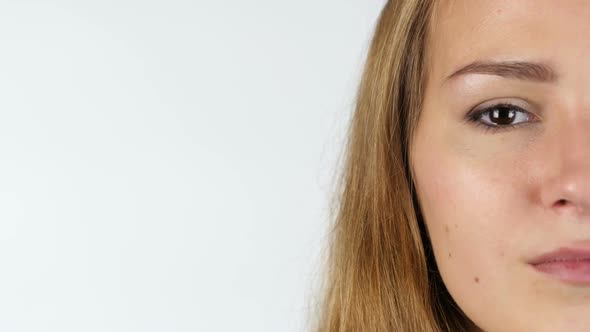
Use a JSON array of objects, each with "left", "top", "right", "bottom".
[{"left": 410, "top": 1, "right": 590, "bottom": 331}]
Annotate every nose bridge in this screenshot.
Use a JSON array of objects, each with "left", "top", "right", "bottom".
[
  {"left": 558, "top": 111, "right": 590, "bottom": 166},
  {"left": 540, "top": 111, "right": 590, "bottom": 217}
]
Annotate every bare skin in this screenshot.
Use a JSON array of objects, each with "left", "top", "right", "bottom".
[{"left": 410, "top": 1, "right": 590, "bottom": 331}]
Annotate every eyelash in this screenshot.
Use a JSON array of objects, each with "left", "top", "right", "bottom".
[{"left": 466, "top": 103, "right": 537, "bottom": 134}]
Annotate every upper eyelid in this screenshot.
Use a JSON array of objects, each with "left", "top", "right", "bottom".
[
  {"left": 468, "top": 98, "right": 542, "bottom": 119},
  {"left": 473, "top": 99, "right": 529, "bottom": 112},
  {"left": 477, "top": 103, "right": 529, "bottom": 116}
]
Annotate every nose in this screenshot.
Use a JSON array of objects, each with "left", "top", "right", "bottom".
[{"left": 539, "top": 114, "right": 590, "bottom": 218}]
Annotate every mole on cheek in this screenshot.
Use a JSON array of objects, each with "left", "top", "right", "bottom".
[
  {"left": 448, "top": 252, "right": 452, "bottom": 258},
  {"left": 474, "top": 277, "right": 480, "bottom": 283},
  {"left": 444, "top": 224, "right": 450, "bottom": 234}
]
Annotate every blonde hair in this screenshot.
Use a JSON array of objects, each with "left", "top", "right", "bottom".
[{"left": 315, "top": 1, "right": 473, "bottom": 331}]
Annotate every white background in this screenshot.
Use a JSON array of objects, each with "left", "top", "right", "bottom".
[{"left": 0, "top": 1, "right": 383, "bottom": 331}]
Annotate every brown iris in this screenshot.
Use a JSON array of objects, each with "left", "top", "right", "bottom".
[{"left": 489, "top": 106, "right": 516, "bottom": 125}]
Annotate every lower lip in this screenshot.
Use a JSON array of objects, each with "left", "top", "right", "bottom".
[{"left": 532, "top": 259, "right": 590, "bottom": 285}]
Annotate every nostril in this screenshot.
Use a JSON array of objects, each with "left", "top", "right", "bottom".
[{"left": 556, "top": 199, "right": 568, "bottom": 207}]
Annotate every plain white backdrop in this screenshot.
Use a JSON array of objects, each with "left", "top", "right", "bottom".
[{"left": 0, "top": 1, "right": 383, "bottom": 331}]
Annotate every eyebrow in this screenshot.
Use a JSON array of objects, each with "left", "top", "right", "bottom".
[{"left": 442, "top": 60, "right": 559, "bottom": 86}]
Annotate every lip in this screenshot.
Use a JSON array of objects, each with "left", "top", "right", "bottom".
[{"left": 529, "top": 247, "right": 590, "bottom": 285}]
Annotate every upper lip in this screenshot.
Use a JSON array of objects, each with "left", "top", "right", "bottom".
[{"left": 529, "top": 247, "right": 590, "bottom": 265}]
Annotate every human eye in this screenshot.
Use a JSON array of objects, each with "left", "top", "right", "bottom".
[{"left": 465, "top": 102, "right": 539, "bottom": 134}]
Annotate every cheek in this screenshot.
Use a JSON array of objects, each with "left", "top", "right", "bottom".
[
  {"left": 411, "top": 128, "right": 535, "bottom": 299},
  {"left": 415, "top": 154, "right": 508, "bottom": 264}
]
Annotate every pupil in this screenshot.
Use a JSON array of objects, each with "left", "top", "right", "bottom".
[{"left": 491, "top": 106, "right": 515, "bottom": 125}]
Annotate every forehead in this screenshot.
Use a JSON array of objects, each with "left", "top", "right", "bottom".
[{"left": 427, "top": 0, "right": 590, "bottom": 82}]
